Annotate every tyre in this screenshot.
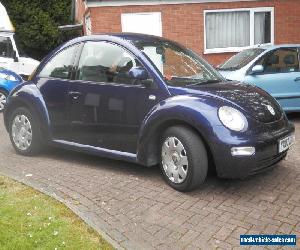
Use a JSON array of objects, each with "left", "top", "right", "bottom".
[
  {"left": 9, "top": 107, "right": 43, "bottom": 155},
  {"left": 0, "top": 90, "right": 8, "bottom": 112},
  {"left": 160, "top": 126, "right": 208, "bottom": 192}
]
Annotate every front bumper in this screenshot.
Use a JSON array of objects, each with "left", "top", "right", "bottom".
[{"left": 211, "top": 119, "right": 295, "bottom": 179}]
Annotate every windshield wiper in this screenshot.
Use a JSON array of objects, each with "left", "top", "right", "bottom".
[
  {"left": 218, "top": 66, "right": 239, "bottom": 71},
  {"left": 189, "top": 79, "right": 220, "bottom": 86},
  {"left": 165, "top": 76, "right": 198, "bottom": 81}
]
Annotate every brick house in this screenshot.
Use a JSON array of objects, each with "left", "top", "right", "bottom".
[{"left": 74, "top": 0, "right": 300, "bottom": 66}]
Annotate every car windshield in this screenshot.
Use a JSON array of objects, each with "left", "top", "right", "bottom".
[
  {"left": 218, "top": 48, "right": 265, "bottom": 71},
  {"left": 133, "top": 39, "right": 223, "bottom": 86}
]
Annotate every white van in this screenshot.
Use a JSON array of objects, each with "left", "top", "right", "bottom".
[{"left": 0, "top": 2, "right": 39, "bottom": 78}]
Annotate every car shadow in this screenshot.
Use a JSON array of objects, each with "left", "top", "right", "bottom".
[
  {"left": 40, "top": 146, "right": 161, "bottom": 178},
  {"left": 32, "top": 112, "right": 299, "bottom": 196},
  {"left": 287, "top": 112, "right": 300, "bottom": 122},
  {"left": 38, "top": 144, "right": 294, "bottom": 197}
]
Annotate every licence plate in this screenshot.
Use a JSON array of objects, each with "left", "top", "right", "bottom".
[{"left": 278, "top": 134, "right": 295, "bottom": 153}]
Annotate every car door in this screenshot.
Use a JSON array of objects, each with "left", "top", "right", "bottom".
[
  {"left": 67, "top": 41, "right": 166, "bottom": 153},
  {"left": 34, "top": 44, "right": 80, "bottom": 140},
  {"left": 244, "top": 47, "right": 300, "bottom": 111}
]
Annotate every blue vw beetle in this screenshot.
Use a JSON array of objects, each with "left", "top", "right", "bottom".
[
  {"left": 218, "top": 45, "right": 300, "bottom": 113},
  {"left": 3, "top": 34, "right": 295, "bottom": 191},
  {"left": 0, "top": 68, "right": 23, "bottom": 111}
]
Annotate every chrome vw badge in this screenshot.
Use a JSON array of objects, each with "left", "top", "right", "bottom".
[{"left": 267, "top": 105, "right": 275, "bottom": 116}]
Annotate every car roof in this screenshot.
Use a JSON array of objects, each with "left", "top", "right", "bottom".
[
  {"left": 62, "top": 32, "right": 173, "bottom": 50},
  {"left": 67, "top": 34, "right": 300, "bottom": 52},
  {"left": 39, "top": 33, "right": 173, "bottom": 76},
  {"left": 102, "top": 32, "right": 165, "bottom": 41},
  {"left": 66, "top": 33, "right": 167, "bottom": 45}
]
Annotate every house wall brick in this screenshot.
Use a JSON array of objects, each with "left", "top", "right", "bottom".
[
  {"left": 75, "top": 0, "right": 87, "bottom": 29},
  {"left": 76, "top": 0, "right": 300, "bottom": 66}
]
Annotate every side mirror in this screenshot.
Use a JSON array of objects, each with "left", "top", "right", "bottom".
[
  {"left": 12, "top": 50, "right": 19, "bottom": 62},
  {"left": 251, "top": 65, "right": 264, "bottom": 75},
  {"left": 128, "top": 67, "right": 155, "bottom": 88},
  {"left": 128, "top": 67, "right": 149, "bottom": 81}
]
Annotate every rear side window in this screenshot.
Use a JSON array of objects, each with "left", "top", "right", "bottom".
[
  {"left": 0, "top": 36, "right": 14, "bottom": 58},
  {"left": 39, "top": 45, "right": 77, "bottom": 79},
  {"left": 255, "top": 48, "right": 300, "bottom": 74}
]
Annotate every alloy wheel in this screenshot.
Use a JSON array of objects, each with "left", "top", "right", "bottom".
[
  {"left": 0, "top": 92, "right": 7, "bottom": 111},
  {"left": 161, "top": 136, "right": 189, "bottom": 184},
  {"left": 11, "top": 114, "right": 32, "bottom": 151}
]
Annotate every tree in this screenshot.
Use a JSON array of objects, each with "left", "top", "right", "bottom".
[{"left": 2, "top": 0, "right": 80, "bottom": 60}]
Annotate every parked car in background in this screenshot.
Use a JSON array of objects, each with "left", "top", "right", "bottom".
[
  {"left": 0, "top": 67, "right": 23, "bottom": 111},
  {"left": 3, "top": 34, "right": 295, "bottom": 191},
  {"left": 217, "top": 45, "right": 300, "bottom": 113},
  {"left": 0, "top": 2, "right": 39, "bottom": 79}
]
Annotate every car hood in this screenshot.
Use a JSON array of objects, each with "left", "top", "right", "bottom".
[
  {"left": 218, "top": 69, "right": 243, "bottom": 81},
  {"left": 18, "top": 57, "right": 40, "bottom": 76},
  {"left": 168, "top": 81, "right": 283, "bottom": 123}
]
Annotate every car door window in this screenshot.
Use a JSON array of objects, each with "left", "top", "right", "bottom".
[
  {"left": 39, "top": 45, "right": 77, "bottom": 79},
  {"left": 77, "top": 41, "right": 142, "bottom": 85},
  {"left": 255, "top": 48, "right": 300, "bottom": 74},
  {"left": 0, "top": 37, "right": 14, "bottom": 58}
]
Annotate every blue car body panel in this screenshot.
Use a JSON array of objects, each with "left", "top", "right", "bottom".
[
  {"left": 218, "top": 44, "right": 300, "bottom": 113},
  {"left": 3, "top": 34, "right": 295, "bottom": 178},
  {"left": 0, "top": 68, "right": 23, "bottom": 93},
  {"left": 244, "top": 71, "right": 300, "bottom": 112},
  {"left": 5, "top": 82, "right": 51, "bottom": 139}
]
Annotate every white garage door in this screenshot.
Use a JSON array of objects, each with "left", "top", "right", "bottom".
[{"left": 121, "top": 12, "right": 162, "bottom": 37}]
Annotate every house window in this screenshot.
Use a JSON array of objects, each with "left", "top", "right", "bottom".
[
  {"left": 204, "top": 7, "right": 274, "bottom": 54},
  {"left": 121, "top": 12, "right": 162, "bottom": 37}
]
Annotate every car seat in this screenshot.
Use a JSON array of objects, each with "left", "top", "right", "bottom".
[
  {"left": 283, "top": 54, "right": 297, "bottom": 72},
  {"left": 113, "top": 57, "right": 134, "bottom": 84},
  {"left": 80, "top": 56, "right": 107, "bottom": 82},
  {"left": 264, "top": 54, "right": 279, "bottom": 73}
]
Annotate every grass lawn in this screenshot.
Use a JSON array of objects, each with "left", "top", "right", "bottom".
[{"left": 0, "top": 175, "right": 113, "bottom": 250}]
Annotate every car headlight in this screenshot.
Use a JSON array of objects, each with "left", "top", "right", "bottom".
[
  {"left": 218, "top": 106, "right": 247, "bottom": 132},
  {"left": 0, "top": 72, "right": 17, "bottom": 81}
]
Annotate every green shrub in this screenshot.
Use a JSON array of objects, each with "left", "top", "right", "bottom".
[{"left": 2, "top": 0, "right": 81, "bottom": 60}]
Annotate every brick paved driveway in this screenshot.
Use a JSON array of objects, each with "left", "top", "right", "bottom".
[{"left": 0, "top": 113, "right": 299, "bottom": 249}]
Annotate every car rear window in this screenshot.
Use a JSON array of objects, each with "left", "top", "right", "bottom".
[{"left": 218, "top": 48, "right": 265, "bottom": 70}]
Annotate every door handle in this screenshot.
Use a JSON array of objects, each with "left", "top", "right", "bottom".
[
  {"left": 294, "top": 77, "right": 300, "bottom": 82},
  {"left": 69, "top": 91, "right": 82, "bottom": 100}
]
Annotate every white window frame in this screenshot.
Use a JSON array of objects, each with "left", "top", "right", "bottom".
[
  {"left": 85, "top": 13, "right": 92, "bottom": 35},
  {"left": 204, "top": 7, "right": 274, "bottom": 54},
  {"left": 87, "top": 1, "right": 258, "bottom": 8}
]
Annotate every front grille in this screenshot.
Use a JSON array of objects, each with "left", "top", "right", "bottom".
[{"left": 251, "top": 152, "right": 287, "bottom": 175}]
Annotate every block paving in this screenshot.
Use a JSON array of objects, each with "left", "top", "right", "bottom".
[{"left": 0, "top": 114, "right": 299, "bottom": 249}]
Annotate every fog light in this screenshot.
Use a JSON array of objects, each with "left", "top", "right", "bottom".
[
  {"left": 231, "top": 147, "right": 255, "bottom": 156},
  {"left": 291, "top": 133, "right": 296, "bottom": 146}
]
